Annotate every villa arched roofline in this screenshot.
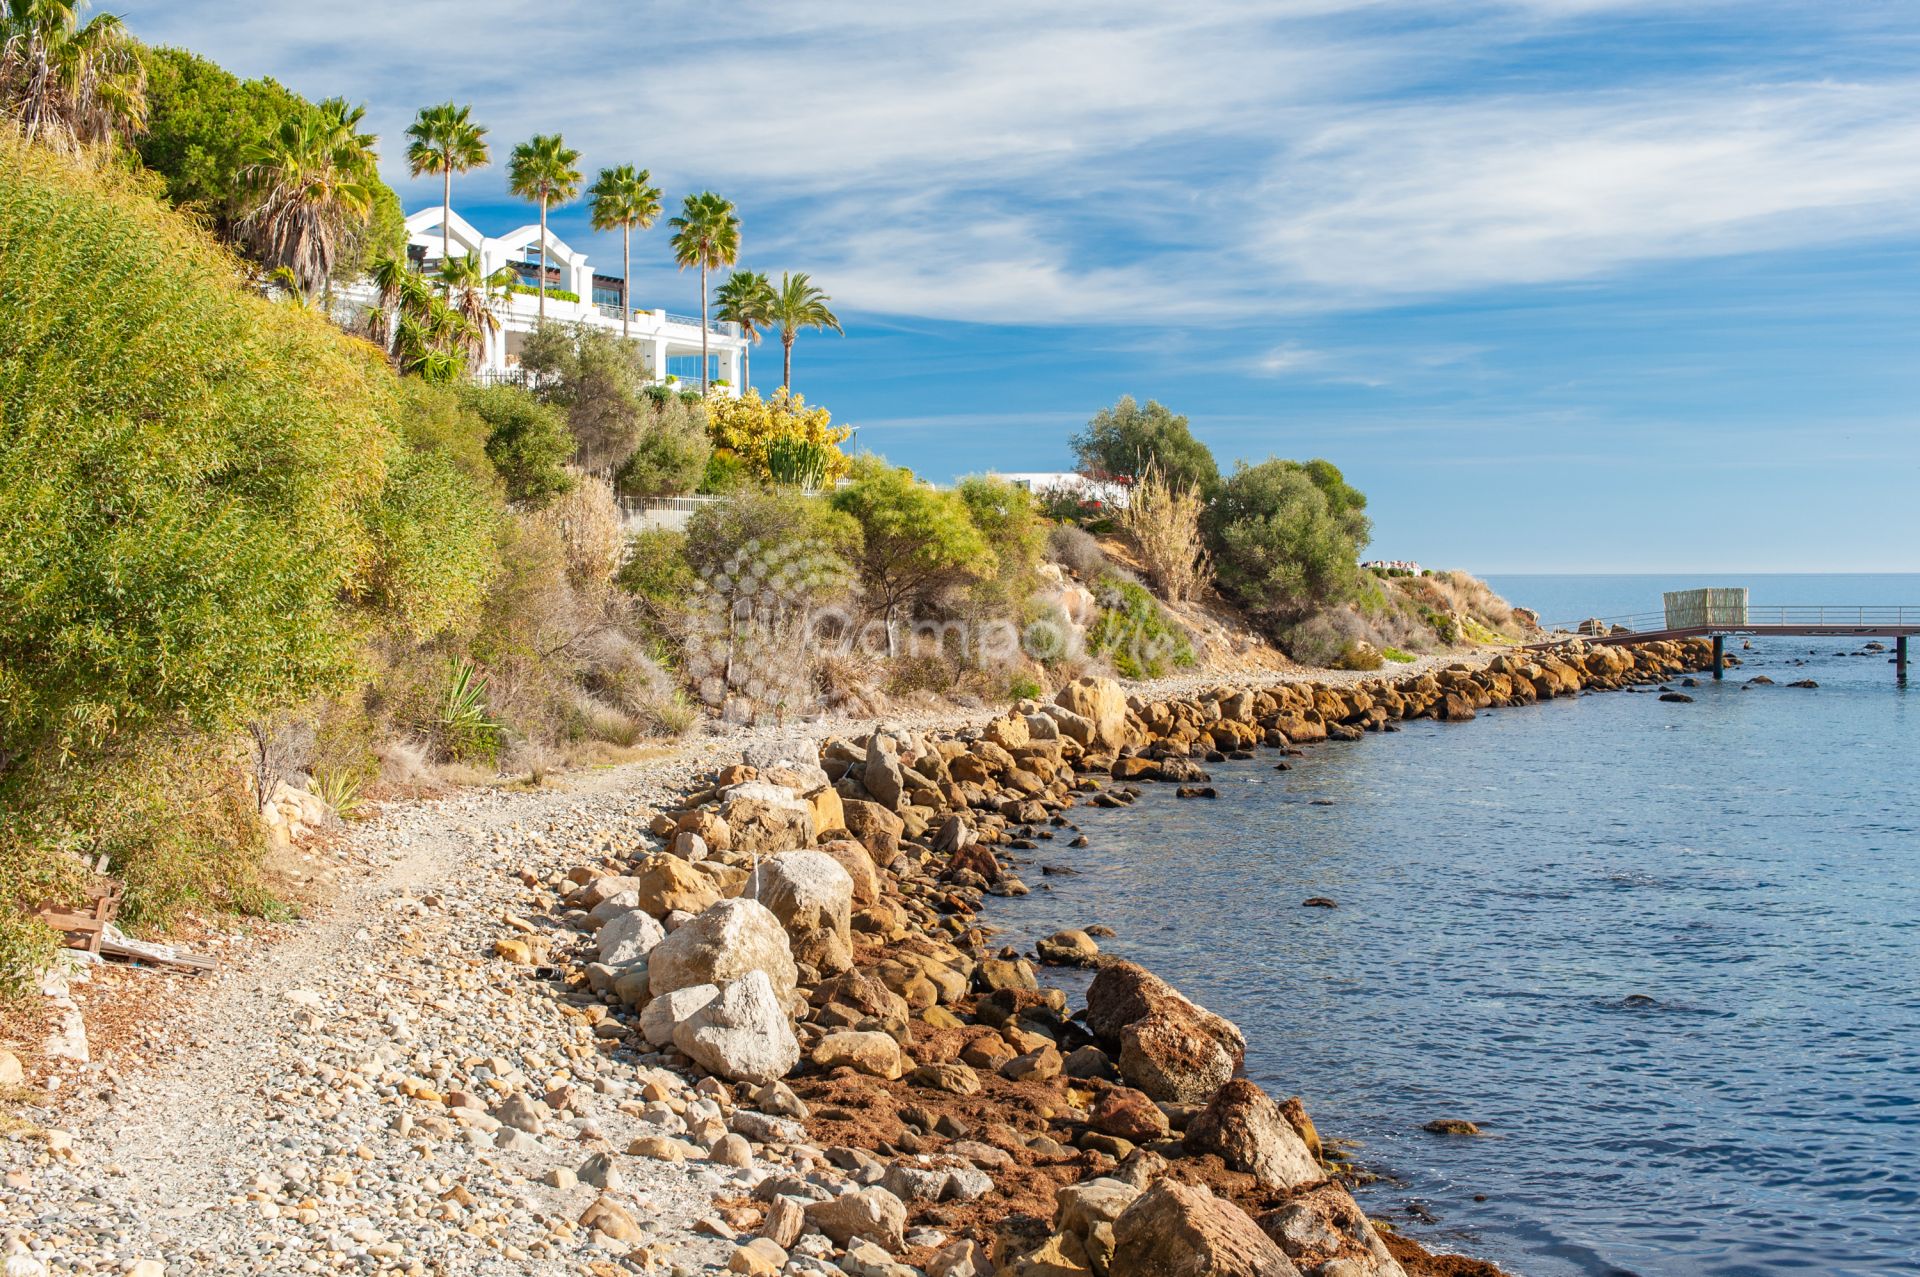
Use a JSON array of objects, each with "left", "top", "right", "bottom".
[
  {"left": 403, "top": 206, "right": 488, "bottom": 259},
  {"left": 493, "top": 221, "right": 590, "bottom": 270}
]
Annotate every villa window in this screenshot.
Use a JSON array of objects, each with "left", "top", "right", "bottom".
[{"left": 666, "top": 354, "right": 719, "bottom": 383}]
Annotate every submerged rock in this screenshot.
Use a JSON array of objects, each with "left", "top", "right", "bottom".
[{"left": 1422, "top": 1118, "right": 1481, "bottom": 1136}]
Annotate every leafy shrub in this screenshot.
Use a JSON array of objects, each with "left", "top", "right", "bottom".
[
  {"left": 1382, "top": 646, "right": 1417, "bottom": 663},
  {"left": 0, "top": 138, "right": 391, "bottom": 796},
  {"left": 1006, "top": 674, "right": 1044, "bottom": 701},
  {"left": 830, "top": 459, "right": 994, "bottom": 630},
  {"left": 618, "top": 529, "right": 698, "bottom": 609},
  {"left": 683, "top": 487, "right": 862, "bottom": 585},
  {"left": 617, "top": 390, "right": 711, "bottom": 500},
  {"left": 1085, "top": 574, "right": 1195, "bottom": 678},
  {"left": 1072, "top": 396, "right": 1220, "bottom": 496},
  {"left": 957, "top": 476, "right": 1048, "bottom": 616},
  {"left": 698, "top": 450, "right": 751, "bottom": 494},
  {"left": 138, "top": 46, "right": 407, "bottom": 279},
  {"left": 461, "top": 383, "right": 575, "bottom": 506},
  {"left": 364, "top": 443, "right": 500, "bottom": 640},
  {"left": 519, "top": 322, "right": 650, "bottom": 474},
  {"left": 1205, "top": 458, "right": 1372, "bottom": 628}
]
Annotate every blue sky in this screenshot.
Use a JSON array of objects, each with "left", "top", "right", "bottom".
[{"left": 122, "top": 1, "right": 1920, "bottom": 573}]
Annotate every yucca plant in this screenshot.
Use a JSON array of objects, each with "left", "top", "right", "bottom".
[
  {"left": 308, "top": 764, "right": 365, "bottom": 819},
  {"left": 439, "top": 658, "right": 500, "bottom": 762}
]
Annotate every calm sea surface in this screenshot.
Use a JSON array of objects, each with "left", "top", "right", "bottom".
[{"left": 988, "top": 573, "right": 1920, "bottom": 1276}]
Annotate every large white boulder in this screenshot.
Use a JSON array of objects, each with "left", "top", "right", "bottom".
[
  {"left": 752, "top": 850, "right": 855, "bottom": 974},
  {"left": 640, "top": 982, "right": 718, "bottom": 1048},
  {"left": 647, "top": 898, "right": 799, "bottom": 1004},
  {"left": 671, "top": 971, "right": 800, "bottom": 1084},
  {"left": 597, "top": 908, "right": 666, "bottom": 967},
  {"left": 1055, "top": 676, "right": 1132, "bottom": 752}
]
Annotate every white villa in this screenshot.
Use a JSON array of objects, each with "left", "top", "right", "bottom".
[{"left": 403, "top": 206, "right": 748, "bottom": 393}]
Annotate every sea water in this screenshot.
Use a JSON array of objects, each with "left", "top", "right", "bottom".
[{"left": 987, "top": 573, "right": 1920, "bottom": 1276}]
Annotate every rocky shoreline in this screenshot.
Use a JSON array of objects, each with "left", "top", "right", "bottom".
[
  {"left": 1, "top": 638, "right": 1715, "bottom": 1277},
  {"left": 538, "top": 637, "right": 1715, "bottom": 1277}
]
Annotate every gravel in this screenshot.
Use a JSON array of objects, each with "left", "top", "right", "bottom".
[{"left": 1, "top": 652, "right": 1496, "bottom": 1274}]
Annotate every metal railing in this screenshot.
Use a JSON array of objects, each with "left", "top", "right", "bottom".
[
  {"left": 1545, "top": 605, "right": 1920, "bottom": 635},
  {"left": 618, "top": 495, "right": 722, "bottom": 514}
]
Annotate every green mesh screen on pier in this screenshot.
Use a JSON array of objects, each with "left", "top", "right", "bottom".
[{"left": 1663, "top": 588, "right": 1748, "bottom": 630}]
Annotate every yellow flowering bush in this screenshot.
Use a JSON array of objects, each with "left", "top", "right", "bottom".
[{"left": 704, "top": 387, "right": 854, "bottom": 485}]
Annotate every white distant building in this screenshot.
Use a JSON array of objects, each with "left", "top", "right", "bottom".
[
  {"left": 1362, "top": 559, "right": 1424, "bottom": 574},
  {"left": 400, "top": 206, "right": 748, "bottom": 393},
  {"left": 996, "top": 472, "right": 1131, "bottom": 510}
]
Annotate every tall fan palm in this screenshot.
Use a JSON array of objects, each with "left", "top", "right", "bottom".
[
  {"left": 507, "top": 132, "right": 582, "bottom": 324},
  {"left": 438, "top": 251, "right": 514, "bottom": 363},
  {"left": 405, "top": 101, "right": 489, "bottom": 272},
  {"left": 767, "top": 271, "right": 843, "bottom": 391},
  {"left": 242, "top": 101, "right": 377, "bottom": 301},
  {"left": 668, "top": 191, "right": 740, "bottom": 395},
  {"left": 714, "top": 269, "right": 773, "bottom": 392},
  {"left": 0, "top": 0, "right": 146, "bottom": 151},
  {"left": 586, "top": 164, "right": 662, "bottom": 341}
]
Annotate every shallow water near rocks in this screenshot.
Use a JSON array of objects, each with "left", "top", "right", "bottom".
[{"left": 989, "top": 576, "right": 1920, "bottom": 1277}]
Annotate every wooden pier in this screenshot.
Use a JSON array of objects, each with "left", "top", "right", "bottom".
[{"left": 1539, "top": 597, "right": 1917, "bottom": 682}]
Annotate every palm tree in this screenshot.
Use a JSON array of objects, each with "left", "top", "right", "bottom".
[
  {"left": 586, "top": 164, "right": 662, "bottom": 341},
  {"left": 668, "top": 191, "right": 740, "bottom": 394},
  {"left": 438, "top": 251, "right": 514, "bottom": 364},
  {"left": 507, "top": 132, "right": 582, "bottom": 324},
  {"left": 714, "top": 270, "right": 773, "bottom": 392},
  {"left": 767, "top": 271, "right": 843, "bottom": 391},
  {"left": 405, "top": 102, "right": 489, "bottom": 273},
  {"left": 0, "top": 0, "right": 145, "bottom": 152},
  {"left": 242, "top": 104, "right": 377, "bottom": 301}
]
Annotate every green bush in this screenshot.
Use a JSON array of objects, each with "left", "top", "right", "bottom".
[
  {"left": 957, "top": 476, "right": 1048, "bottom": 616},
  {"left": 697, "top": 451, "right": 752, "bottom": 494},
  {"left": 1071, "top": 396, "right": 1220, "bottom": 496},
  {"left": 616, "top": 390, "right": 710, "bottom": 500},
  {"left": 1006, "top": 674, "right": 1044, "bottom": 702},
  {"left": 461, "top": 383, "right": 575, "bottom": 506},
  {"left": 1085, "top": 573, "right": 1195, "bottom": 678},
  {"left": 0, "top": 140, "right": 388, "bottom": 779},
  {"left": 830, "top": 458, "right": 994, "bottom": 628},
  {"left": 364, "top": 444, "right": 500, "bottom": 639},
  {"left": 684, "top": 486, "right": 862, "bottom": 585},
  {"left": 137, "top": 46, "right": 406, "bottom": 281},
  {"left": 1204, "top": 458, "right": 1372, "bottom": 628},
  {"left": 0, "top": 140, "right": 503, "bottom": 973},
  {"left": 520, "top": 321, "right": 649, "bottom": 474}
]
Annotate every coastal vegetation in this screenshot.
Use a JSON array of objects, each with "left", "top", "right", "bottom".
[{"left": 0, "top": 19, "right": 1527, "bottom": 997}]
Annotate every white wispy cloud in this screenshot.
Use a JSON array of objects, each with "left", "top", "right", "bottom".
[{"left": 119, "top": 0, "right": 1920, "bottom": 324}]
